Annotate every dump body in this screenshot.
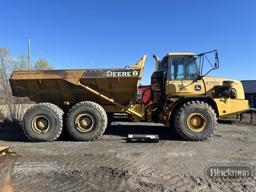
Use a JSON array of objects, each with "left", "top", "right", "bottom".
[{"left": 10, "top": 56, "right": 147, "bottom": 113}]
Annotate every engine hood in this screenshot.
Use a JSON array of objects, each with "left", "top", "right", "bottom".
[{"left": 203, "top": 77, "right": 245, "bottom": 99}]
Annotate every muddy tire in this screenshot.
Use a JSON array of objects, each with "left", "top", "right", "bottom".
[
  {"left": 22, "top": 103, "right": 64, "bottom": 142},
  {"left": 173, "top": 100, "right": 217, "bottom": 141},
  {"left": 66, "top": 101, "right": 108, "bottom": 141}
]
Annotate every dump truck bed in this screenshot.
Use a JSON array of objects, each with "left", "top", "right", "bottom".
[{"left": 10, "top": 56, "right": 146, "bottom": 112}]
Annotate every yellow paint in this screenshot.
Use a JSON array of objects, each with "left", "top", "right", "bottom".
[
  {"left": 127, "top": 104, "right": 145, "bottom": 121},
  {"left": 214, "top": 98, "right": 249, "bottom": 117},
  {"left": 166, "top": 77, "right": 245, "bottom": 99},
  {"left": 166, "top": 79, "right": 205, "bottom": 96},
  {"left": 77, "top": 82, "right": 144, "bottom": 119},
  {"left": 187, "top": 113, "right": 207, "bottom": 132},
  {"left": 203, "top": 77, "right": 245, "bottom": 99},
  {"left": 166, "top": 76, "right": 248, "bottom": 117},
  {"left": 129, "top": 55, "right": 147, "bottom": 80}
]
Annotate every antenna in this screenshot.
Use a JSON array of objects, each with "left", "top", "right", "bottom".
[{"left": 28, "top": 38, "right": 31, "bottom": 69}]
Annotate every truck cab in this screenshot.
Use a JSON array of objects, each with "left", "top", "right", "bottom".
[
  {"left": 160, "top": 52, "right": 206, "bottom": 96},
  {"left": 147, "top": 50, "right": 248, "bottom": 140}
]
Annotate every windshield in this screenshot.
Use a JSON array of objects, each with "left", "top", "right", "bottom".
[{"left": 168, "top": 56, "right": 198, "bottom": 80}]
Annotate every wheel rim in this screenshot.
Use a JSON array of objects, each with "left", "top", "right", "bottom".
[
  {"left": 187, "top": 113, "right": 207, "bottom": 132},
  {"left": 75, "top": 113, "right": 94, "bottom": 133},
  {"left": 32, "top": 115, "right": 50, "bottom": 134}
]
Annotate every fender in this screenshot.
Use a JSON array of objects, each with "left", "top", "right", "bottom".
[{"left": 168, "top": 96, "right": 219, "bottom": 121}]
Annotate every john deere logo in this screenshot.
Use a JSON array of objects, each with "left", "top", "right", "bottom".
[{"left": 195, "top": 85, "right": 201, "bottom": 91}]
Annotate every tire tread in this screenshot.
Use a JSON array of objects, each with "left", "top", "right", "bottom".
[
  {"left": 173, "top": 100, "right": 217, "bottom": 141},
  {"left": 23, "top": 102, "right": 63, "bottom": 141},
  {"left": 66, "top": 101, "right": 108, "bottom": 141}
]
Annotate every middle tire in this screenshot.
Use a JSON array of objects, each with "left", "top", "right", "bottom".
[{"left": 66, "top": 101, "right": 108, "bottom": 141}]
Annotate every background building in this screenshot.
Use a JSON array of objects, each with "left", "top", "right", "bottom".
[{"left": 241, "top": 80, "right": 256, "bottom": 108}]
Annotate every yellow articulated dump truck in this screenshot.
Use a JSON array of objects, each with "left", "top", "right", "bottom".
[{"left": 9, "top": 50, "right": 248, "bottom": 141}]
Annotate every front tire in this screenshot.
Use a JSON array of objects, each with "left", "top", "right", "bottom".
[
  {"left": 66, "top": 101, "right": 108, "bottom": 141},
  {"left": 22, "top": 103, "right": 64, "bottom": 141},
  {"left": 173, "top": 100, "right": 217, "bottom": 141}
]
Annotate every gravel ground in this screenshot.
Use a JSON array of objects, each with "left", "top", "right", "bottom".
[{"left": 0, "top": 120, "right": 256, "bottom": 192}]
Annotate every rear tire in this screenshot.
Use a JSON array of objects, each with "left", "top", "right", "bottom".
[
  {"left": 22, "top": 103, "right": 64, "bottom": 142},
  {"left": 173, "top": 100, "right": 217, "bottom": 141},
  {"left": 66, "top": 101, "right": 108, "bottom": 141}
]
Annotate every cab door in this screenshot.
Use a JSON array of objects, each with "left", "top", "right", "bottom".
[{"left": 165, "top": 55, "right": 206, "bottom": 97}]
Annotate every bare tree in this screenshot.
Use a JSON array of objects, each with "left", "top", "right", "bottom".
[
  {"left": 0, "top": 50, "right": 29, "bottom": 103},
  {"left": 0, "top": 48, "right": 53, "bottom": 122},
  {"left": 34, "top": 59, "right": 53, "bottom": 70},
  {"left": 13, "top": 54, "right": 28, "bottom": 71},
  {"left": 0, "top": 48, "right": 12, "bottom": 103},
  {"left": 7, "top": 54, "right": 31, "bottom": 121},
  {"left": 0, "top": 48, "right": 16, "bottom": 122}
]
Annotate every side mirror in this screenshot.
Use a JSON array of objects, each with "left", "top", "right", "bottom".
[
  {"left": 153, "top": 54, "right": 160, "bottom": 71},
  {"left": 197, "top": 49, "right": 220, "bottom": 78},
  {"left": 214, "top": 50, "right": 219, "bottom": 69}
]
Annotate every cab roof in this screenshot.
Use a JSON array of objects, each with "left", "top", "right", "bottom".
[{"left": 167, "top": 52, "right": 195, "bottom": 56}]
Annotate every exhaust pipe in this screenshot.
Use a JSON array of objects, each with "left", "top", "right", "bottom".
[{"left": 153, "top": 54, "right": 160, "bottom": 71}]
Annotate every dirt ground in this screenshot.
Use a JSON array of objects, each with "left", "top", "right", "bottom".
[{"left": 0, "top": 118, "right": 256, "bottom": 192}]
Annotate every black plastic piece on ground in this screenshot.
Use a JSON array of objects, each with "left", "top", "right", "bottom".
[{"left": 126, "top": 134, "right": 159, "bottom": 143}]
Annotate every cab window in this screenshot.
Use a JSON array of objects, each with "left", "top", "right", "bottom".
[{"left": 168, "top": 56, "right": 198, "bottom": 80}]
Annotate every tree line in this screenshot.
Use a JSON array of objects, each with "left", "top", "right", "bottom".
[{"left": 0, "top": 47, "right": 53, "bottom": 105}]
